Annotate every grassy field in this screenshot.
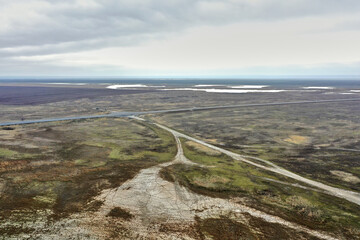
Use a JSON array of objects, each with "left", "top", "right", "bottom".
[
  {"left": 160, "top": 138, "right": 360, "bottom": 238},
  {"left": 151, "top": 101, "right": 360, "bottom": 192},
  {"left": 1, "top": 86, "right": 360, "bottom": 238},
  {"left": 0, "top": 118, "right": 176, "bottom": 237}
]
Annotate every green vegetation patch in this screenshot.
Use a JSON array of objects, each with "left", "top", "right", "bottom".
[
  {"left": 74, "top": 159, "right": 106, "bottom": 168},
  {"left": 0, "top": 118, "right": 178, "bottom": 237},
  {"left": 0, "top": 148, "right": 18, "bottom": 158},
  {"left": 161, "top": 138, "right": 360, "bottom": 237},
  {"left": 154, "top": 102, "right": 360, "bottom": 192},
  {"left": 0, "top": 147, "right": 36, "bottom": 160},
  {"left": 107, "top": 121, "right": 177, "bottom": 163},
  {"left": 33, "top": 193, "right": 57, "bottom": 206}
]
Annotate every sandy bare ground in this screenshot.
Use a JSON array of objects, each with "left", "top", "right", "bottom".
[
  {"left": 85, "top": 120, "right": 338, "bottom": 240},
  {"left": 26, "top": 119, "right": 348, "bottom": 239},
  {"left": 154, "top": 123, "right": 360, "bottom": 206}
]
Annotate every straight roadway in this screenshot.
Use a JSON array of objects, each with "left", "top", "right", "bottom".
[{"left": 1, "top": 98, "right": 360, "bottom": 126}]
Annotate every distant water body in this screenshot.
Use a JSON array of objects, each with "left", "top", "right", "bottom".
[{"left": 0, "top": 78, "right": 360, "bottom": 88}]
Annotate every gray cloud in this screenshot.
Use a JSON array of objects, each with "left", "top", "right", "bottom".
[
  {"left": 1, "top": 0, "right": 360, "bottom": 52},
  {"left": 0, "top": 57, "right": 128, "bottom": 76},
  {"left": 0, "top": 0, "right": 359, "bottom": 76}
]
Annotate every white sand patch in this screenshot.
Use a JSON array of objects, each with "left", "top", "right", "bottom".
[
  {"left": 303, "top": 86, "right": 334, "bottom": 89},
  {"left": 350, "top": 90, "right": 360, "bottom": 92},
  {"left": 339, "top": 93, "right": 355, "bottom": 95},
  {"left": 205, "top": 89, "right": 285, "bottom": 93},
  {"left": 162, "top": 88, "right": 202, "bottom": 91},
  {"left": 107, "top": 84, "right": 165, "bottom": 89},
  {"left": 194, "top": 84, "right": 224, "bottom": 87},
  {"left": 193, "top": 85, "right": 269, "bottom": 89},
  {"left": 162, "top": 88, "right": 286, "bottom": 93},
  {"left": 231, "top": 85, "right": 269, "bottom": 89},
  {"left": 107, "top": 84, "right": 148, "bottom": 89}
]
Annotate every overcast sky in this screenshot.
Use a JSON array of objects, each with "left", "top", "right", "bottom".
[{"left": 0, "top": 0, "right": 359, "bottom": 77}]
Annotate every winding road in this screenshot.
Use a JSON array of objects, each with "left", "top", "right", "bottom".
[
  {"left": 95, "top": 118, "right": 339, "bottom": 240},
  {"left": 154, "top": 122, "right": 360, "bottom": 206},
  {"left": 1, "top": 100, "right": 358, "bottom": 238},
  {"left": 1, "top": 98, "right": 360, "bottom": 205}
]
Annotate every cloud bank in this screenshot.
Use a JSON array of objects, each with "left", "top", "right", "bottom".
[{"left": 1, "top": 0, "right": 360, "bottom": 76}]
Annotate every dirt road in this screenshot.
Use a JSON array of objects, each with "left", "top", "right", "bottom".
[
  {"left": 154, "top": 122, "right": 360, "bottom": 206},
  {"left": 90, "top": 120, "right": 339, "bottom": 239}
]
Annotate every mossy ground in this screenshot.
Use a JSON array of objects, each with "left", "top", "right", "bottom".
[
  {"left": 160, "top": 138, "right": 360, "bottom": 238},
  {"left": 152, "top": 102, "right": 360, "bottom": 193},
  {"left": 194, "top": 214, "right": 322, "bottom": 240},
  {"left": 0, "top": 118, "right": 176, "bottom": 237},
  {"left": 0, "top": 148, "right": 18, "bottom": 158},
  {"left": 0, "top": 147, "right": 36, "bottom": 160}
]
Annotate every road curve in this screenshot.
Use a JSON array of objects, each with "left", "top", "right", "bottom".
[
  {"left": 153, "top": 122, "right": 360, "bottom": 206},
  {"left": 96, "top": 118, "right": 339, "bottom": 240},
  {"left": 1, "top": 98, "right": 360, "bottom": 126}
]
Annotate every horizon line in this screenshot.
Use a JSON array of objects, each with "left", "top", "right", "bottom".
[{"left": 0, "top": 75, "right": 360, "bottom": 81}]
